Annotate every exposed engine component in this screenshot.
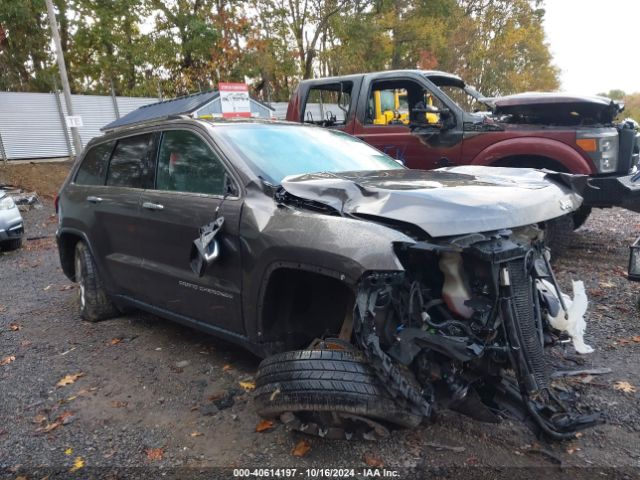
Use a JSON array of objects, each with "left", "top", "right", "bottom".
[{"left": 350, "top": 228, "right": 602, "bottom": 440}]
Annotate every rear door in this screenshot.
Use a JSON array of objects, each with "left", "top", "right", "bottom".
[
  {"left": 100, "top": 133, "right": 155, "bottom": 296},
  {"left": 75, "top": 133, "right": 154, "bottom": 297},
  {"left": 136, "top": 127, "right": 244, "bottom": 334}
]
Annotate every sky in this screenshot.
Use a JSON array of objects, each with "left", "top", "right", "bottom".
[{"left": 543, "top": 0, "right": 640, "bottom": 95}]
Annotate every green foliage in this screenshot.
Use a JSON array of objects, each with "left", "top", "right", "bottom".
[
  {"left": 0, "top": 0, "right": 54, "bottom": 92},
  {"left": 1, "top": 0, "right": 561, "bottom": 100}
]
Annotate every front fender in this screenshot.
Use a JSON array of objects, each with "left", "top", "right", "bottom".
[
  {"left": 239, "top": 193, "right": 415, "bottom": 342},
  {"left": 471, "top": 137, "right": 595, "bottom": 174}
]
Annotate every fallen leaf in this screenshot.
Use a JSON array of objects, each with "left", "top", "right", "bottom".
[
  {"left": 190, "top": 431, "right": 204, "bottom": 437},
  {"left": 64, "top": 448, "right": 73, "bottom": 455},
  {"left": 255, "top": 420, "right": 274, "bottom": 433},
  {"left": 56, "top": 372, "right": 84, "bottom": 387},
  {"left": 291, "top": 440, "right": 311, "bottom": 457},
  {"left": 633, "top": 336, "right": 640, "bottom": 343},
  {"left": 0, "top": 355, "right": 16, "bottom": 366},
  {"left": 60, "top": 285, "right": 75, "bottom": 291},
  {"left": 58, "top": 411, "right": 74, "bottom": 424},
  {"left": 109, "top": 338, "right": 122, "bottom": 346},
  {"left": 613, "top": 381, "right": 637, "bottom": 393},
  {"left": 222, "top": 364, "right": 233, "bottom": 372},
  {"left": 43, "top": 284, "right": 52, "bottom": 291},
  {"left": 20, "top": 340, "right": 32, "bottom": 347},
  {"left": 239, "top": 380, "right": 256, "bottom": 391},
  {"left": 465, "top": 456, "right": 479, "bottom": 466},
  {"left": 9, "top": 323, "right": 21, "bottom": 331},
  {"left": 110, "top": 400, "right": 128, "bottom": 408},
  {"left": 566, "top": 446, "right": 581, "bottom": 455},
  {"left": 69, "top": 456, "right": 84, "bottom": 472},
  {"left": 617, "top": 338, "right": 632, "bottom": 345},
  {"left": 600, "top": 281, "right": 615, "bottom": 288},
  {"left": 146, "top": 448, "right": 164, "bottom": 461},
  {"left": 38, "top": 420, "right": 62, "bottom": 433},
  {"left": 33, "top": 414, "right": 47, "bottom": 424},
  {"left": 363, "top": 452, "right": 384, "bottom": 468}
]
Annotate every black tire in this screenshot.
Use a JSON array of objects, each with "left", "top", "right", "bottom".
[
  {"left": 254, "top": 349, "right": 422, "bottom": 429},
  {"left": 74, "top": 241, "right": 119, "bottom": 322},
  {"left": 572, "top": 206, "right": 592, "bottom": 230},
  {"left": 543, "top": 214, "right": 574, "bottom": 259},
  {"left": 2, "top": 238, "right": 22, "bottom": 251}
]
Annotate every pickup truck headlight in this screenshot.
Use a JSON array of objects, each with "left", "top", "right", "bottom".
[
  {"left": 576, "top": 129, "right": 619, "bottom": 174},
  {"left": 0, "top": 196, "right": 16, "bottom": 210}
]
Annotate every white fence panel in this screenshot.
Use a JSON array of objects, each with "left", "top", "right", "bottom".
[
  {"left": 0, "top": 92, "right": 69, "bottom": 159},
  {"left": 0, "top": 92, "right": 156, "bottom": 160}
]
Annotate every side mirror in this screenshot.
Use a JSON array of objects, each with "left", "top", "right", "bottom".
[{"left": 190, "top": 216, "right": 224, "bottom": 277}]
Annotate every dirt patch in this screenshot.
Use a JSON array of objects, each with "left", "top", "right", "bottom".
[{"left": 0, "top": 160, "right": 72, "bottom": 198}]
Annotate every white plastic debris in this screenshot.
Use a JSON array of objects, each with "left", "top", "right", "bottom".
[{"left": 538, "top": 279, "right": 594, "bottom": 354}]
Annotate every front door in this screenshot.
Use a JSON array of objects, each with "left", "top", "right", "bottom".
[
  {"left": 136, "top": 128, "right": 244, "bottom": 334},
  {"left": 353, "top": 78, "right": 463, "bottom": 170}
]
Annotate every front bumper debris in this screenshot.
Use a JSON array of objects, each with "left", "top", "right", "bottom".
[{"left": 582, "top": 172, "right": 640, "bottom": 212}]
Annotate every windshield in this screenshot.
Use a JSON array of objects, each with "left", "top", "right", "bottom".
[{"left": 216, "top": 124, "right": 403, "bottom": 184}]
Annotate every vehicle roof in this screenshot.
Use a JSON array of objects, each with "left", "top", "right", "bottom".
[
  {"left": 297, "top": 69, "right": 464, "bottom": 85},
  {"left": 87, "top": 117, "right": 315, "bottom": 148}
]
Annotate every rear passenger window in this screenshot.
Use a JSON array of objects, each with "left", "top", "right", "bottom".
[
  {"left": 156, "top": 130, "right": 226, "bottom": 195},
  {"left": 75, "top": 141, "right": 114, "bottom": 185},
  {"left": 106, "top": 134, "right": 153, "bottom": 188}
]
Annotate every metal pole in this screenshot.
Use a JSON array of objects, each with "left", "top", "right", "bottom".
[
  {"left": 45, "top": 0, "right": 82, "bottom": 156},
  {"left": 0, "top": 132, "right": 7, "bottom": 165},
  {"left": 53, "top": 86, "right": 73, "bottom": 159},
  {"left": 110, "top": 78, "right": 120, "bottom": 119}
]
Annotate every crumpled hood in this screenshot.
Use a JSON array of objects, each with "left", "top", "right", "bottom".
[
  {"left": 483, "top": 92, "right": 623, "bottom": 125},
  {"left": 280, "top": 166, "right": 584, "bottom": 238}
]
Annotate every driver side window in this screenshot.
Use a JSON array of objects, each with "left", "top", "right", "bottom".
[
  {"left": 156, "top": 130, "right": 226, "bottom": 195},
  {"left": 365, "top": 81, "right": 447, "bottom": 127}
]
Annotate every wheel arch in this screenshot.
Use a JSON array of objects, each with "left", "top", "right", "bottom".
[
  {"left": 255, "top": 261, "right": 356, "bottom": 354},
  {"left": 470, "top": 137, "right": 595, "bottom": 174},
  {"left": 57, "top": 228, "right": 95, "bottom": 282}
]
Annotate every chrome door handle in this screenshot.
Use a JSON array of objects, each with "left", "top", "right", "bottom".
[
  {"left": 142, "top": 201, "right": 164, "bottom": 211},
  {"left": 86, "top": 196, "right": 103, "bottom": 203}
]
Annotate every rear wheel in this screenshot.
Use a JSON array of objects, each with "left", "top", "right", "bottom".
[
  {"left": 254, "top": 349, "right": 422, "bottom": 435},
  {"left": 74, "top": 241, "right": 119, "bottom": 322}
]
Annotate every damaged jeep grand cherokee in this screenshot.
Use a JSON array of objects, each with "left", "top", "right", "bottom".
[{"left": 56, "top": 119, "right": 601, "bottom": 441}]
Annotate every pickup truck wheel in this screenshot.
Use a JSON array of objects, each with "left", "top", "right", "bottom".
[
  {"left": 543, "top": 214, "right": 573, "bottom": 259},
  {"left": 254, "top": 349, "right": 422, "bottom": 433},
  {"left": 74, "top": 241, "right": 119, "bottom": 322},
  {"left": 572, "top": 206, "right": 592, "bottom": 230}
]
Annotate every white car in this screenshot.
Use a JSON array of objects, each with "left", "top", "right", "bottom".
[{"left": 0, "top": 191, "right": 24, "bottom": 250}]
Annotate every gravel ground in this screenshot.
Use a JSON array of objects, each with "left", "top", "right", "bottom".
[{"left": 1, "top": 192, "right": 640, "bottom": 479}]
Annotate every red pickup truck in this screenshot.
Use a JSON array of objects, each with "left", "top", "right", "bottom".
[{"left": 286, "top": 70, "right": 640, "bottom": 231}]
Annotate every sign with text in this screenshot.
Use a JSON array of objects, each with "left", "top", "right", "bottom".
[
  {"left": 219, "top": 83, "right": 251, "bottom": 118},
  {"left": 65, "top": 115, "right": 83, "bottom": 127}
]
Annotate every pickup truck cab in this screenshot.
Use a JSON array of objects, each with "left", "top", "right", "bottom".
[{"left": 286, "top": 70, "right": 640, "bottom": 226}]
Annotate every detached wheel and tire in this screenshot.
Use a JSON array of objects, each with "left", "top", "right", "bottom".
[
  {"left": 254, "top": 349, "right": 422, "bottom": 432},
  {"left": 74, "top": 241, "right": 119, "bottom": 322}
]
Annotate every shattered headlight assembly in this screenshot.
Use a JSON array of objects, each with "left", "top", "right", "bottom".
[
  {"left": 577, "top": 130, "right": 619, "bottom": 173},
  {"left": 0, "top": 196, "right": 16, "bottom": 210}
]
